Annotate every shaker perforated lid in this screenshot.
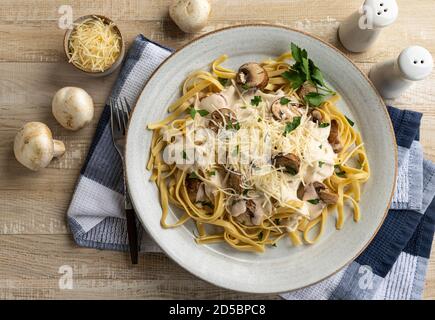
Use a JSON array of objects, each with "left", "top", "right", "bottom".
[
  {"left": 398, "top": 46, "right": 434, "bottom": 81},
  {"left": 364, "top": 0, "right": 398, "bottom": 28}
]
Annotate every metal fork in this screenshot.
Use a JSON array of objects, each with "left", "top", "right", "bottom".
[{"left": 109, "top": 97, "right": 139, "bottom": 264}]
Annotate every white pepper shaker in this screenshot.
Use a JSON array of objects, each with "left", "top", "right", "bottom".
[
  {"left": 338, "top": 0, "right": 398, "bottom": 53},
  {"left": 369, "top": 46, "right": 433, "bottom": 99}
]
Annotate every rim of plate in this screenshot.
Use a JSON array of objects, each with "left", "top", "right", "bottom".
[{"left": 126, "top": 24, "right": 398, "bottom": 294}]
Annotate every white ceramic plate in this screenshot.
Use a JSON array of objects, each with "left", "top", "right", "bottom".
[{"left": 126, "top": 25, "right": 397, "bottom": 293}]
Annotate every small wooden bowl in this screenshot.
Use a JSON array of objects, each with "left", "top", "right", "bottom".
[{"left": 63, "top": 15, "right": 125, "bottom": 77}]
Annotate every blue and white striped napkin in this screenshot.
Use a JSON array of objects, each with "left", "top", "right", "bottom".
[{"left": 67, "top": 35, "right": 435, "bottom": 300}]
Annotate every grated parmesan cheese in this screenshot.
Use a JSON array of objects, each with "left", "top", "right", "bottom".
[{"left": 68, "top": 16, "right": 121, "bottom": 72}]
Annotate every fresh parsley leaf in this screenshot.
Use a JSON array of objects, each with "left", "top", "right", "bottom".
[
  {"left": 291, "top": 43, "right": 302, "bottom": 63},
  {"left": 319, "top": 145, "right": 322, "bottom": 149},
  {"left": 289, "top": 43, "right": 335, "bottom": 96},
  {"left": 188, "top": 107, "right": 197, "bottom": 119},
  {"left": 242, "top": 189, "right": 249, "bottom": 196},
  {"left": 240, "top": 106, "right": 247, "bottom": 109},
  {"left": 280, "top": 97, "right": 290, "bottom": 105},
  {"left": 334, "top": 165, "right": 346, "bottom": 177},
  {"left": 302, "top": 57, "right": 311, "bottom": 81},
  {"left": 311, "top": 64, "right": 326, "bottom": 87},
  {"left": 188, "top": 107, "right": 209, "bottom": 118},
  {"left": 258, "top": 231, "right": 264, "bottom": 241},
  {"left": 345, "top": 116, "right": 355, "bottom": 127},
  {"left": 319, "top": 122, "right": 330, "bottom": 128},
  {"left": 197, "top": 109, "right": 209, "bottom": 117},
  {"left": 188, "top": 172, "right": 199, "bottom": 179},
  {"left": 283, "top": 116, "right": 301, "bottom": 136},
  {"left": 218, "top": 77, "right": 228, "bottom": 86},
  {"left": 318, "top": 161, "right": 325, "bottom": 168},
  {"left": 304, "top": 92, "right": 325, "bottom": 107},
  {"left": 241, "top": 84, "right": 250, "bottom": 90},
  {"left": 275, "top": 219, "right": 280, "bottom": 225},
  {"left": 208, "top": 170, "right": 216, "bottom": 177},
  {"left": 282, "top": 70, "right": 305, "bottom": 90},
  {"left": 182, "top": 150, "right": 188, "bottom": 160},
  {"left": 307, "top": 199, "right": 320, "bottom": 205},
  {"left": 227, "top": 122, "right": 240, "bottom": 130},
  {"left": 251, "top": 96, "right": 262, "bottom": 106}
]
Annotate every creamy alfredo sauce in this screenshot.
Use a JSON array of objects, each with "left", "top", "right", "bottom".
[{"left": 162, "top": 83, "right": 337, "bottom": 225}]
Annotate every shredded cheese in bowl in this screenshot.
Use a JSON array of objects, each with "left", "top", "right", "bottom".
[{"left": 67, "top": 16, "right": 122, "bottom": 73}]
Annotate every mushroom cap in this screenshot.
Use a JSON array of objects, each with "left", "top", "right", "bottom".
[
  {"left": 14, "top": 122, "right": 55, "bottom": 171},
  {"left": 52, "top": 87, "right": 94, "bottom": 131},
  {"left": 273, "top": 153, "right": 301, "bottom": 174},
  {"left": 271, "top": 97, "right": 300, "bottom": 121},
  {"left": 297, "top": 82, "right": 317, "bottom": 98},
  {"left": 236, "top": 63, "right": 269, "bottom": 89},
  {"left": 169, "top": 0, "right": 211, "bottom": 33},
  {"left": 209, "top": 108, "right": 237, "bottom": 132}
]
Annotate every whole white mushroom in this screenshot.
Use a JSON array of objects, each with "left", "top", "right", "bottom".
[
  {"left": 14, "top": 122, "right": 66, "bottom": 171},
  {"left": 169, "top": 0, "right": 211, "bottom": 33},
  {"left": 52, "top": 87, "right": 94, "bottom": 131}
]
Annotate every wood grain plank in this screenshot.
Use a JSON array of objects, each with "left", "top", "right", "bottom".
[
  {"left": 1, "top": 17, "right": 434, "bottom": 63},
  {"left": 0, "top": 279, "right": 281, "bottom": 299},
  {"left": 0, "top": 104, "right": 104, "bottom": 191},
  {"left": 0, "top": 234, "right": 278, "bottom": 299},
  {"left": 1, "top": 0, "right": 435, "bottom": 300},
  {"left": 0, "top": 0, "right": 365, "bottom": 21}
]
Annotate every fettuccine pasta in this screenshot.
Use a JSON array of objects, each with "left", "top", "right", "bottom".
[{"left": 147, "top": 43, "right": 370, "bottom": 253}]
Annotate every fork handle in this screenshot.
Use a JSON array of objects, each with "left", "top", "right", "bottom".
[{"left": 126, "top": 208, "right": 139, "bottom": 264}]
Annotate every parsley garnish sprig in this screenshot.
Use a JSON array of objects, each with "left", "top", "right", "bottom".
[
  {"left": 283, "top": 116, "right": 301, "bottom": 136},
  {"left": 282, "top": 43, "right": 336, "bottom": 107}
]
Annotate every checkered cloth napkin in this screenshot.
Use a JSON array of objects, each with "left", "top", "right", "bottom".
[{"left": 67, "top": 35, "right": 435, "bottom": 300}]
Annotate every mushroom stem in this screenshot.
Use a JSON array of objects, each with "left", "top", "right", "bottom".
[{"left": 53, "top": 140, "right": 66, "bottom": 158}]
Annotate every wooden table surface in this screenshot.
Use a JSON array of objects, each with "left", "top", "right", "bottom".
[{"left": 0, "top": 0, "right": 434, "bottom": 300}]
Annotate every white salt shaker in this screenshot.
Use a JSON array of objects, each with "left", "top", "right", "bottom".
[
  {"left": 369, "top": 46, "right": 433, "bottom": 99},
  {"left": 338, "top": 0, "right": 398, "bottom": 53}
]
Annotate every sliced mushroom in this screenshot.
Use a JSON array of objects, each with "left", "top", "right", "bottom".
[
  {"left": 208, "top": 108, "right": 237, "bottom": 133},
  {"left": 312, "top": 181, "right": 327, "bottom": 193},
  {"left": 246, "top": 199, "right": 256, "bottom": 215},
  {"left": 236, "top": 63, "right": 269, "bottom": 90},
  {"left": 328, "top": 119, "right": 343, "bottom": 153},
  {"left": 234, "top": 198, "right": 266, "bottom": 226},
  {"left": 271, "top": 97, "right": 301, "bottom": 121},
  {"left": 185, "top": 176, "right": 202, "bottom": 203},
  {"left": 273, "top": 153, "right": 301, "bottom": 174},
  {"left": 331, "top": 141, "right": 343, "bottom": 154},
  {"left": 297, "top": 182, "right": 305, "bottom": 200},
  {"left": 318, "top": 189, "right": 339, "bottom": 205},
  {"left": 328, "top": 119, "right": 339, "bottom": 143},
  {"left": 297, "top": 82, "right": 317, "bottom": 98},
  {"left": 306, "top": 181, "right": 338, "bottom": 205},
  {"left": 199, "top": 93, "right": 228, "bottom": 112},
  {"left": 229, "top": 199, "right": 247, "bottom": 217},
  {"left": 310, "top": 109, "right": 323, "bottom": 123},
  {"left": 228, "top": 171, "right": 243, "bottom": 194},
  {"left": 302, "top": 183, "right": 326, "bottom": 219}
]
